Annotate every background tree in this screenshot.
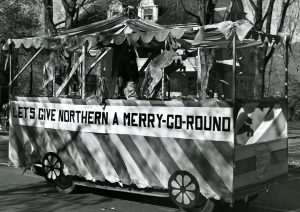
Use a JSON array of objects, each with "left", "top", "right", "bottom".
[
  {"left": 0, "top": 0, "right": 40, "bottom": 40},
  {"left": 240, "top": 0, "right": 299, "bottom": 96},
  {"left": 42, "top": 0, "right": 143, "bottom": 33},
  {"left": 179, "top": 0, "right": 217, "bottom": 25},
  {"left": 0, "top": 0, "right": 40, "bottom": 84}
]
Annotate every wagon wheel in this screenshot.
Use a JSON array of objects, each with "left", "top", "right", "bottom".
[
  {"left": 168, "top": 171, "right": 201, "bottom": 209},
  {"left": 168, "top": 171, "right": 215, "bottom": 212},
  {"left": 42, "top": 152, "right": 63, "bottom": 182}
]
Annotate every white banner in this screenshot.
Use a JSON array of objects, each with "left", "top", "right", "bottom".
[{"left": 10, "top": 101, "right": 234, "bottom": 142}]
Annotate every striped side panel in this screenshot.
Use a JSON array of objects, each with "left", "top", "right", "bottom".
[
  {"left": 10, "top": 123, "right": 235, "bottom": 199},
  {"left": 130, "top": 135, "right": 170, "bottom": 188},
  {"left": 9, "top": 125, "right": 29, "bottom": 167},
  {"left": 95, "top": 134, "right": 131, "bottom": 183},
  {"left": 176, "top": 138, "right": 232, "bottom": 197},
  {"left": 43, "top": 128, "right": 80, "bottom": 175},
  {"left": 118, "top": 134, "right": 163, "bottom": 187},
  {"left": 46, "top": 128, "right": 94, "bottom": 179},
  {"left": 234, "top": 139, "right": 288, "bottom": 192},
  {"left": 9, "top": 97, "right": 234, "bottom": 200},
  {"left": 109, "top": 134, "right": 150, "bottom": 188},
  {"left": 76, "top": 132, "right": 119, "bottom": 182},
  {"left": 236, "top": 103, "right": 288, "bottom": 145},
  {"left": 70, "top": 132, "right": 106, "bottom": 181}
]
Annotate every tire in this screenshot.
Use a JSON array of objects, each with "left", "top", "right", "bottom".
[
  {"left": 55, "top": 174, "right": 77, "bottom": 194},
  {"left": 187, "top": 199, "right": 215, "bottom": 212}
]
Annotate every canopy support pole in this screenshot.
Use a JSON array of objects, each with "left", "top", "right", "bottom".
[
  {"left": 9, "top": 47, "right": 44, "bottom": 86},
  {"left": 82, "top": 43, "right": 87, "bottom": 99},
  {"left": 52, "top": 68, "right": 56, "bottom": 97},
  {"left": 197, "top": 48, "right": 202, "bottom": 98},
  {"left": 162, "top": 68, "right": 165, "bottom": 101},
  {"left": 9, "top": 43, "right": 12, "bottom": 95},
  {"left": 284, "top": 38, "right": 289, "bottom": 99},
  {"left": 134, "top": 47, "right": 139, "bottom": 58},
  {"left": 232, "top": 30, "right": 236, "bottom": 104},
  {"left": 161, "top": 47, "right": 165, "bottom": 101},
  {"left": 29, "top": 63, "right": 33, "bottom": 95}
]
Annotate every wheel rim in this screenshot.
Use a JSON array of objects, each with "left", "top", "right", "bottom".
[
  {"left": 42, "top": 152, "right": 63, "bottom": 182},
  {"left": 168, "top": 171, "right": 200, "bottom": 208}
]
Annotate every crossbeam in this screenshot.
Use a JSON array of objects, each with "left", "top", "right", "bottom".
[
  {"left": 9, "top": 47, "right": 44, "bottom": 86},
  {"left": 55, "top": 54, "right": 83, "bottom": 97},
  {"left": 86, "top": 47, "right": 111, "bottom": 78}
]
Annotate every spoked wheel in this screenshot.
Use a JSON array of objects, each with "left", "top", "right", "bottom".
[
  {"left": 168, "top": 171, "right": 214, "bottom": 212},
  {"left": 42, "top": 152, "right": 63, "bottom": 182},
  {"left": 42, "top": 152, "right": 76, "bottom": 194},
  {"left": 168, "top": 171, "right": 200, "bottom": 208}
]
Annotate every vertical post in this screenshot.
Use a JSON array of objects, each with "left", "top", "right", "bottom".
[
  {"left": 9, "top": 44, "right": 12, "bottom": 96},
  {"left": 162, "top": 68, "right": 165, "bottom": 101},
  {"left": 232, "top": 29, "right": 237, "bottom": 146},
  {"left": 52, "top": 68, "right": 56, "bottom": 97},
  {"left": 284, "top": 37, "right": 289, "bottom": 99},
  {"left": 197, "top": 48, "right": 202, "bottom": 98},
  {"left": 167, "top": 75, "right": 170, "bottom": 99},
  {"left": 232, "top": 30, "right": 236, "bottom": 104},
  {"left": 161, "top": 48, "right": 165, "bottom": 101},
  {"left": 29, "top": 63, "right": 33, "bottom": 95},
  {"left": 82, "top": 43, "right": 87, "bottom": 99}
]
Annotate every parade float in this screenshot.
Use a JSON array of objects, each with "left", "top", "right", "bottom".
[{"left": 3, "top": 13, "right": 290, "bottom": 211}]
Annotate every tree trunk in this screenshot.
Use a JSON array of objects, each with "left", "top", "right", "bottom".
[
  {"left": 200, "top": 49, "right": 214, "bottom": 99},
  {"left": 65, "top": 12, "right": 74, "bottom": 29},
  {"left": 43, "top": 0, "right": 57, "bottom": 35},
  {"left": 62, "top": 0, "right": 77, "bottom": 29}
]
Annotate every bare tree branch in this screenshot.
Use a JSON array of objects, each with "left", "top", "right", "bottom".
[
  {"left": 290, "top": 2, "right": 300, "bottom": 39},
  {"left": 289, "top": 0, "right": 297, "bottom": 6},
  {"left": 264, "top": 0, "right": 276, "bottom": 34},
  {"left": 249, "top": 0, "right": 257, "bottom": 10},
  {"left": 277, "top": 0, "right": 290, "bottom": 33},
  {"left": 42, "top": 0, "right": 57, "bottom": 35},
  {"left": 179, "top": 0, "right": 202, "bottom": 25},
  {"left": 264, "top": 0, "right": 290, "bottom": 67},
  {"left": 54, "top": 20, "right": 65, "bottom": 27}
]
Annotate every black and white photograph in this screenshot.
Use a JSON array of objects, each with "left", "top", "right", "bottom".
[{"left": 0, "top": 0, "right": 300, "bottom": 211}]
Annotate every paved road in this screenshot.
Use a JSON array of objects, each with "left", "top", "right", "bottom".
[
  {"left": 288, "top": 122, "right": 300, "bottom": 138},
  {"left": 0, "top": 165, "right": 179, "bottom": 212},
  {"left": 1, "top": 122, "right": 300, "bottom": 212},
  {"left": 1, "top": 165, "right": 300, "bottom": 212},
  {"left": 0, "top": 132, "right": 8, "bottom": 164},
  {"left": 250, "top": 168, "right": 300, "bottom": 212}
]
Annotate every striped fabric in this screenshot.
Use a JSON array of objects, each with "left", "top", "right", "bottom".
[
  {"left": 9, "top": 97, "right": 288, "bottom": 202},
  {"left": 9, "top": 97, "right": 233, "bottom": 201},
  {"left": 236, "top": 102, "right": 288, "bottom": 145}
]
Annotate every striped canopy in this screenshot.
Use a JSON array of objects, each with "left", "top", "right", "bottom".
[{"left": 3, "top": 16, "right": 266, "bottom": 51}]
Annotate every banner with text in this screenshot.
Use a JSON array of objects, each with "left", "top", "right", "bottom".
[{"left": 10, "top": 101, "right": 234, "bottom": 142}]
